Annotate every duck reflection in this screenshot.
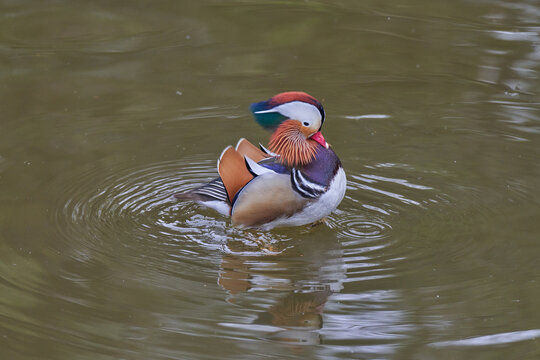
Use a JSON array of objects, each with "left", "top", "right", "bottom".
[
  {"left": 255, "top": 290, "right": 331, "bottom": 345},
  {"left": 258, "top": 290, "right": 329, "bottom": 325},
  {"left": 218, "top": 233, "right": 345, "bottom": 344},
  {"left": 218, "top": 255, "right": 251, "bottom": 295}
]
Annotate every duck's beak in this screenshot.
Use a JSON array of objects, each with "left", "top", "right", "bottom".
[{"left": 310, "top": 131, "right": 328, "bottom": 149}]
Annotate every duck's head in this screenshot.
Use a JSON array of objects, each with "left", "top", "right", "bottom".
[{"left": 250, "top": 92, "right": 328, "bottom": 167}]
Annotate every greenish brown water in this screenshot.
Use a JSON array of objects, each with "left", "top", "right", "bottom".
[{"left": 1, "top": 0, "right": 540, "bottom": 359}]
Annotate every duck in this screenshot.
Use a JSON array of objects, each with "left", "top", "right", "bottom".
[{"left": 174, "top": 91, "right": 346, "bottom": 230}]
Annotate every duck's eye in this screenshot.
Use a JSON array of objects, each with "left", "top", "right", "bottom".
[{"left": 303, "top": 122, "right": 309, "bottom": 126}]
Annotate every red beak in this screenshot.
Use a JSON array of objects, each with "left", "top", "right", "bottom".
[{"left": 310, "top": 131, "right": 328, "bottom": 148}]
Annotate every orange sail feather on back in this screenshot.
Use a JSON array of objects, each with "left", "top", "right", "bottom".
[
  {"left": 235, "top": 138, "right": 270, "bottom": 163},
  {"left": 217, "top": 146, "right": 254, "bottom": 203},
  {"left": 217, "top": 138, "right": 271, "bottom": 204}
]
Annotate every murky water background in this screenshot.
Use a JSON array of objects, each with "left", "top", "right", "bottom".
[{"left": 1, "top": 0, "right": 540, "bottom": 359}]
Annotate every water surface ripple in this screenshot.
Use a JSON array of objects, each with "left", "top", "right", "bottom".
[{"left": 53, "top": 155, "right": 435, "bottom": 265}]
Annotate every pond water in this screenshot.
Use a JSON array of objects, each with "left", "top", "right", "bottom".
[{"left": 1, "top": 0, "right": 539, "bottom": 359}]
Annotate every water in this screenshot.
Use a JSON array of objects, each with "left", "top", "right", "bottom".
[{"left": 1, "top": 0, "right": 540, "bottom": 359}]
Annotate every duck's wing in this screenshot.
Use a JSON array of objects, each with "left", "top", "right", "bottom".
[
  {"left": 230, "top": 170, "right": 308, "bottom": 228},
  {"left": 229, "top": 157, "right": 316, "bottom": 228}
]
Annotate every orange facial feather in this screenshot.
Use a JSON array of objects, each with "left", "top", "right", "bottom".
[{"left": 268, "top": 120, "right": 318, "bottom": 167}]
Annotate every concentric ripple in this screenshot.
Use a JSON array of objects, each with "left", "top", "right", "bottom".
[
  {"left": 326, "top": 162, "right": 440, "bottom": 245},
  {"left": 53, "top": 157, "right": 219, "bottom": 252},
  {"left": 52, "top": 156, "right": 302, "bottom": 263},
  {"left": 324, "top": 162, "right": 443, "bottom": 284},
  {"left": 327, "top": 208, "right": 392, "bottom": 243},
  {"left": 52, "top": 157, "right": 439, "bottom": 268}
]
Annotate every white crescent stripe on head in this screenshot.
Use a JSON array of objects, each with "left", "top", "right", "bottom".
[{"left": 254, "top": 101, "right": 322, "bottom": 126}]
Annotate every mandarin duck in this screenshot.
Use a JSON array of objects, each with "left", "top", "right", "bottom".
[{"left": 175, "top": 91, "right": 346, "bottom": 230}]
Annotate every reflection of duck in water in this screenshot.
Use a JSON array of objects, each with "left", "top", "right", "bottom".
[
  {"left": 254, "top": 291, "right": 331, "bottom": 345},
  {"left": 257, "top": 291, "right": 331, "bottom": 329},
  {"left": 218, "top": 255, "right": 331, "bottom": 327},
  {"left": 218, "top": 231, "right": 345, "bottom": 344},
  {"left": 175, "top": 92, "right": 346, "bottom": 230}
]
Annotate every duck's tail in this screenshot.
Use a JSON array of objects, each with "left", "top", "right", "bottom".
[{"left": 174, "top": 177, "right": 229, "bottom": 203}]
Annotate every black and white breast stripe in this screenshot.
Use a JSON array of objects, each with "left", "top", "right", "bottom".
[
  {"left": 291, "top": 168, "right": 327, "bottom": 199},
  {"left": 193, "top": 178, "right": 229, "bottom": 202}
]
